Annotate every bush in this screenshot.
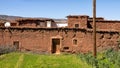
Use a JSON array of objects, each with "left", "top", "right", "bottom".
[
  {"left": 0, "top": 45, "right": 16, "bottom": 55},
  {"left": 79, "top": 49, "right": 120, "bottom": 68}
]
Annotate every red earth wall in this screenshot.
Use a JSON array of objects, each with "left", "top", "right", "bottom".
[{"left": 0, "top": 27, "right": 119, "bottom": 54}]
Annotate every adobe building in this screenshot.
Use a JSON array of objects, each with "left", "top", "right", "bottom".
[{"left": 0, "top": 15, "right": 120, "bottom": 54}]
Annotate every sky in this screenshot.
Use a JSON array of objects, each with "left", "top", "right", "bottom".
[{"left": 0, "top": 0, "right": 120, "bottom": 20}]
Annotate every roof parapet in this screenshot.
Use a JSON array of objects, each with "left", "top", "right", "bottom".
[
  {"left": 67, "top": 15, "right": 89, "bottom": 18},
  {"left": 88, "top": 17, "right": 104, "bottom": 21}
]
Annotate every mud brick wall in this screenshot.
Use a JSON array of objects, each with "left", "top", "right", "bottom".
[
  {"left": 67, "top": 16, "right": 88, "bottom": 28},
  {"left": 88, "top": 21, "right": 120, "bottom": 31},
  {"left": 67, "top": 15, "right": 120, "bottom": 31},
  {"left": 0, "top": 27, "right": 120, "bottom": 54}
]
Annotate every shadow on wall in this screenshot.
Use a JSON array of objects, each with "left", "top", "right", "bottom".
[{"left": 0, "top": 45, "right": 17, "bottom": 55}]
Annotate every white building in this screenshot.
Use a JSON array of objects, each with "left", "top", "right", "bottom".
[{"left": 54, "top": 19, "right": 68, "bottom": 27}]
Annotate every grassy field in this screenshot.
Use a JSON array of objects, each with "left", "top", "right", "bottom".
[{"left": 0, "top": 52, "right": 92, "bottom": 68}]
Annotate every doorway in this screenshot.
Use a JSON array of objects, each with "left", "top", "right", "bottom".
[
  {"left": 52, "top": 39, "right": 60, "bottom": 54},
  {"left": 13, "top": 41, "right": 19, "bottom": 49}
]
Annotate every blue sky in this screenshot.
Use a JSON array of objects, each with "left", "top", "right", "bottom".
[{"left": 0, "top": 0, "right": 120, "bottom": 20}]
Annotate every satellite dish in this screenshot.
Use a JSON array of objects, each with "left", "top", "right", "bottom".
[{"left": 4, "top": 22, "right": 11, "bottom": 27}]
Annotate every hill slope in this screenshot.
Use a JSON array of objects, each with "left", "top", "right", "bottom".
[
  {"left": 0, "top": 15, "right": 22, "bottom": 21},
  {"left": 0, "top": 15, "right": 67, "bottom": 23}
]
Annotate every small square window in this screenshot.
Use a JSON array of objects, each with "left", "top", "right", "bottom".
[
  {"left": 75, "top": 24, "right": 79, "bottom": 28},
  {"left": 73, "top": 39, "right": 77, "bottom": 45}
]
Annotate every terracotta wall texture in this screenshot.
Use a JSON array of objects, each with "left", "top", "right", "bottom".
[
  {"left": 0, "top": 27, "right": 119, "bottom": 54},
  {"left": 68, "top": 15, "right": 120, "bottom": 31},
  {"left": 0, "top": 15, "right": 120, "bottom": 54}
]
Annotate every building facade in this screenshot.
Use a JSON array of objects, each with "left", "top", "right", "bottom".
[{"left": 0, "top": 15, "right": 120, "bottom": 54}]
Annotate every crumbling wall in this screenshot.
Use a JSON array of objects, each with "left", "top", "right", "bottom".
[
  {"left": 89, "top": 21, "right": 120, "bottom": 30},
  {"left": 96, "top": 32, "right": 120, "bottom": 51},
  {"left": 0, "top": 27, "right": 119, "bottom": 54}
]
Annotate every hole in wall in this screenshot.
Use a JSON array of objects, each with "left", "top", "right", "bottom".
[{"left": 63, "top": 47, "right": 69, "bottom": 50}]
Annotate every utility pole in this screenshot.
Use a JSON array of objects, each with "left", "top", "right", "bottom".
[{"left": 93, "top": 0, "right": 97, "bottom": 57}]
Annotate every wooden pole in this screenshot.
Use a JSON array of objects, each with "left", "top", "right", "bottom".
[{"left": 93, "top": 0, "right": 97, "bottom": 57}]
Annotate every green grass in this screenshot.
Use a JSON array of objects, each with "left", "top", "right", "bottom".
[{"left": 0, "top": 52, "right": 92, "bottom": 68}]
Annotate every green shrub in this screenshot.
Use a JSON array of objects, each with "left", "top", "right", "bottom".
[{"left": 79, "top": 49, "right": 120, "bottom": 68}]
